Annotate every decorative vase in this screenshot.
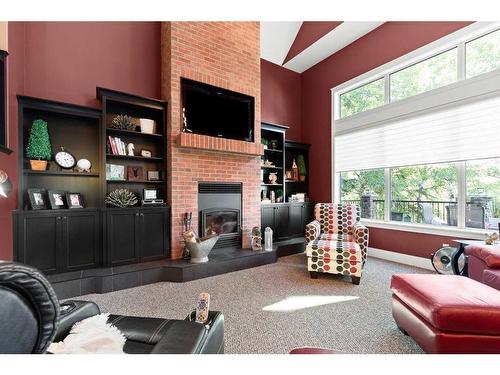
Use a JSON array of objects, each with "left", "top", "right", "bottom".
[
  {"left": 139, "top": 118, "right": 155, "bottom": 134},
  {"left": 285, "top": 170, "right": 292, "bottom": 179},
  {"left": 264, "top": 227, "right": 273, "bottom": 251},
  {"left": 299, "top": 175, "right": 306, "bottom": 182},
  {"left": 30, "top": 160, "right": 48, "bottom": 171},
  {"left": 268, "top": 172, "right": 278, "bottom": 184},
  {"left": 270, "top": 140, "right": 278, "bottom": 149}
]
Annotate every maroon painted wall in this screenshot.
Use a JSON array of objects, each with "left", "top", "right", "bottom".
[
  {"left": 301, "top": 21, "right": 473, "bottom": 258},
  {"left": 261, "top": 59, "right": 302, "bottom": 142},
  {"left": 0, "top": 22, "right": 161, "bottom": 260}
]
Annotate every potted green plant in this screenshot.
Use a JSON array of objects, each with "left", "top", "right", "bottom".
[
  {"left": 261, "top": 138, "right": 269, "bottom": 149},
  {"left": 26, "top": 119, "right": 52, "bottom": 171},
  {"left": 297, "top": 154, "right": 307, "bottom": 182},
  {"left": 276, "top": 189, "right": 284, "bottom": 203}
]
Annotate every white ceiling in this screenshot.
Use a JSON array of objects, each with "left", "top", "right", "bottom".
[
  {"left": 260, "top": 21, "right": 302, "bottom": 66},
  {"left": 261, "top": 21, "right": 385, "bottom": 73}
]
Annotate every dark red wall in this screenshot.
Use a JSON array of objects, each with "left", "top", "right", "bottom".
[
  {"left": 301, "top": 21, "right": 473, "bottom": 258},
  {"left": 261, "top": 59, "right": 302, "bottom": 142},
  {"left": 0, "top": 22, "right": 161, "bottom": 260}
]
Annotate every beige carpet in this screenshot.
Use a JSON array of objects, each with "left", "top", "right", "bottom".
[{"left": 75, "top": 253, "right": 432, "bottom": 354}]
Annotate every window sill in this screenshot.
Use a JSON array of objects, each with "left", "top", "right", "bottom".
[{"left": 361, "top": 219, "right": 491, "bottom": 240}]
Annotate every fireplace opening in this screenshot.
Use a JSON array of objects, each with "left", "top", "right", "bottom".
[{"left": 198, "top": 183, "right": 242, "bottom": 249}]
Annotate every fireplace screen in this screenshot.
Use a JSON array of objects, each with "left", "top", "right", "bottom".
[{"left": 203, "top": 209, "right": 239, "bottom": 237}]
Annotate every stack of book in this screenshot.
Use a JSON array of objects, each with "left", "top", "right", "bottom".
[{"left": 107, "top": 136, "right": 127, "bottom": 155}]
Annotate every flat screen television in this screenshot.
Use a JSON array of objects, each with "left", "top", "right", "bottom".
[{"left": 181, "top": 78, "right": 254, "bottom": 142}]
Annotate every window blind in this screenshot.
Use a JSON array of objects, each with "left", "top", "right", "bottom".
[{"left": 335, "top": 93, "right": 500, "bottom": 172}]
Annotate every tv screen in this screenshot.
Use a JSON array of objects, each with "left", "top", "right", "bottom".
[{"left": 181, "top": 78, "right": 254, "bottom": 142}]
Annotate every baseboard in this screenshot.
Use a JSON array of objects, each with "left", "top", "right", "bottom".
[{"left": 368, "top": 247, "right": 434, "bottom": 271}]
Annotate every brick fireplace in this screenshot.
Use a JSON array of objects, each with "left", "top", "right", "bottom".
[{"left": 161, "top": 22, "right": 262, "bottom": 259}]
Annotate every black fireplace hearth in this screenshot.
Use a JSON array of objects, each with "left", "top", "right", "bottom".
[{"left": 198, "top": 183, "right": 242, "bottom": 249}]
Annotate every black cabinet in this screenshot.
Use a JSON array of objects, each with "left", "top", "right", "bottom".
[
  {"left": 261, "top": 202, "right": 315, "bottom": 241},
  {"left": 14, "top": 209, "right": 100, "bottom": 274},
  {"left": 105, "top": 207, "right": 170, "bottom": 266}
]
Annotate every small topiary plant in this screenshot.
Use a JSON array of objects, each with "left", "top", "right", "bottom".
[
  {"left": 297, "top": 154, "right": 307, "bottom": 176},
  {"left": 26, "top": 119, "right": 52, "bottom": 160}
]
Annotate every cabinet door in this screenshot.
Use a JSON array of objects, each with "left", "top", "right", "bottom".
[
  {"left": 274, "top": 205, "right": 290, "bottom": 240},
  {"left": 261, "top": 206, "right": 274, "bottom": 231},
  {"left": 289, "top": 204, "right": 304, "bottom": 238},
  {"left": 302, "top": 203, "right": 315, "bottom": 228},
  {"left": 63, "top": 211, "right": 100, "bottom": 271},
  {"left": 139, "top": 208, "right": 170, "bottom": 261},
  {"left": 16, "top": 213, "right": 62, "bottom": 274},
  {"left": 106, "top": 209, "right": 139, "bottom": 266}
]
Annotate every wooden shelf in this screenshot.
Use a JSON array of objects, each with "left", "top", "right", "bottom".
[
  {"left": 264, "top": 148, "right": 283, "bottom": 153},
  {"left": 106, "top": 128, "right": 163, "bottom": 139},
  {"left": 107, "top": 180, "right": 165, "bottom": 184},
  {"left": 260, "top": 165, "right": 283, "bottom": 169},
  {"left": 261, "top": 183, "right": 283, "bottom": 186},
  {"left": 106, "top": 154, "right": 163, "bottom": 162},
  {"left": 24, "top": 170, "right": 99, "bottom": 177},
  {"left": 285, "top": 180, "right": 307, "bottom": 183}
]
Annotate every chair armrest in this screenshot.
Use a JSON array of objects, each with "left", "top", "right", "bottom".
[
  {"left": 54, "top": 300, "right": 100, "bottom": 342},
  {"left": 353, "top": 222, "right": 369, "bottom": 262},
  {"left": 306, "top": 220, "right": 321, "bottom": 242}
]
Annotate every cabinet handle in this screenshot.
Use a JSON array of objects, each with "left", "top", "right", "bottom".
[
  {"left": 135, "top": 213, "right": 139, "bottom": 217},
  {"left": 140, "top": 213, "right": 144, "bottom": 216},
  {"left": 56, "top": 216, "right": 61, "bottom": 221}
]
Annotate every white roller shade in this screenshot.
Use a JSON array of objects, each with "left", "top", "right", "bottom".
[{"left": 335, "top": 93, "right": 500, "bottom": 172}]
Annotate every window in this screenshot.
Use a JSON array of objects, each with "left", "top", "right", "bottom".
[
  {"left": 391, "top": 163, "right": 457, "bottom": 226},
  {"left": 466, "top": 158, "right": 500, "bottom": 229},
  {"left": 339, "top": 78, "right": 384, "bottom": 118},
  {"left": 466, "top": 29, "right": 500, "bottom": 78},
  {"left": 390, "top": 49, "right": 457, "bottom": 102},
  {"left": 340, "top": 169, "right": 385, "bottom": 220}
]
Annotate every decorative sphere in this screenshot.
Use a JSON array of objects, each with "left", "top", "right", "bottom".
[{"left": 76, "top": 159, "right": 92, "bottom": 172}]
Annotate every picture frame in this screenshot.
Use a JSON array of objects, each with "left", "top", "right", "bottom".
[
  {"left": 147, "top": 170, "right": 160, "bottom": 181},
  {"left": 27, "top": 188, "right": 48, "bottom": 210},
  {"left": 65, "top": 192, "right": 85, "bottom": 209},
  {"left": 47, "top": 190, "right": 67, "bottom": 209},
  {"left": 143, "top": 188, "right": 158, "bottom": 200},
  {"left": 106, "top": 163, "right": 125, "bottom": 181},
  {"left": 127, "top": 165, "right": 144, "bottom": 181}
]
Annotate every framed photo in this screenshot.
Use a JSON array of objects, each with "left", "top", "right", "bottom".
[
  {"left": 47, "top": 190, "right": 67, "bottom": 209},
  {"left": 65, "top": 192, "right": 85, "bottom": 209},
  {"left": 141, "top": 149, "right": 152, "bottom": 158},
  {"left": 143, "top": 188, "right": 158, "bottom": 200},
  {"left": 28, "top": 188, "right": 48, "bottom": 210},
  {"left": 147, "top": 170, "right": 160, "bottom": 181},
  {"left": 106, "top": 163, "right": 125, "bottom": 181},
  {"left": 127, "top": 166, "right": 144, "bottom": 181}
]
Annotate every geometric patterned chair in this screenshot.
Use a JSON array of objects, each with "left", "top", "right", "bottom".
[{"left": 305, "top": 203, "right": 369, "bottom": 285}]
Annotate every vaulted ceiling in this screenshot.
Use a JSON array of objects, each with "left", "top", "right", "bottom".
[{"left": 261, "top": 21, "right": 384, "bottom": 73}]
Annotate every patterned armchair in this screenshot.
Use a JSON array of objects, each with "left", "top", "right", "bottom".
[{"left": 305, "top": 203, "right": 368, "bottom": 285}]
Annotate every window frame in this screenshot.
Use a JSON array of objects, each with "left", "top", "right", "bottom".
[{"left": 331, "top": 22, "right": 500, "bottom": 238}]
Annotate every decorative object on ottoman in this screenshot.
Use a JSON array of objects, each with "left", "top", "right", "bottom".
[
  {"left": 111, "top": 114, "right": 136, "bottom": 131},
  {"left": 26, "top": 119, "right": 52, "bottom": 171},
  {"left": 75, "top": 158, "right": 92, "bottom": 173},
  {"left": 305, "top": 203, "right": 368, "bottom": 285},
  {"left": 297, "top": 154, "right": 307, "bottom": 181},
  {"left": 264, "top": 227, "right": 273, "bottom": 251},
  {"left": 105, "top": 189, "right": 138, "bottom": 208},
  {"left": 250, "top": 226, "right": 262, "bottom": 251},
  {"left": 183, "top": 230, "right": 219, "bottom": 264},
  {"left": 391, "top": 273, "right": 500, "bottom": 353},
  {"left": 139, "top": 118, "right": 155, "bottom": 134},
  {"left": 485, "top": 232, "right": 499, "bottom": 245}
]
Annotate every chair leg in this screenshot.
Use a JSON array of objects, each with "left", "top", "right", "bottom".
[
  {"left": 351, "top": 276, "right": 361, "bottom": 285},
  {"left": 309, "top": 271, "right": 318, "bottom": 279}
]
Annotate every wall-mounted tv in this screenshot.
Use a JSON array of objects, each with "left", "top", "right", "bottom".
[{"left": 181, "top": 78, "right": 254, "bottom": 142}]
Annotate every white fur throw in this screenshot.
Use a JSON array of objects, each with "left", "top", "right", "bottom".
[{"left": 48, "top": 313, "right": 126, "bottom": 354}]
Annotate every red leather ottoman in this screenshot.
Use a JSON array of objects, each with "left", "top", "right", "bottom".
[{"left": 391, "top": 274, "right": 500, "bottom": 353}]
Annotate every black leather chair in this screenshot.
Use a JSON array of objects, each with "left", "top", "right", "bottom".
[{"left": 0, "top": 262, "right": 224, "bottom": 354}]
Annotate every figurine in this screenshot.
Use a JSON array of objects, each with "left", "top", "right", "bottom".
[
  {"left": 126, "top": 143, "right": 135, "bottom": 156},
  {"left": 485, "top": 232, "right": 499, "bottom": 245}
]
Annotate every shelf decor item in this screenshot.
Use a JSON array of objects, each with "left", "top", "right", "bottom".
[
  {"left": 106, "top": 164, "right": 125, "bottom": 181},
  {"left": 26, "top": 119, "right": 52, "bottom": 171},
  {"left": 147, "top": 170, "right": 160, "bottom": 181},
  {"left": 75, "top": 158, "right": 92, "bottom": 173},
  {"left": 126, "top": 143, "right": 135, "bottom": 156},
  {"left": 111, "top": 114, "right": 136, "bottom": 131},
  {"left": 141, "top": 149, "right": 152, "bottom": 158},
  {"left": 268, "top": 172, "right": 278, "bottom": 184},
  {"left": 27, "top": 188, "right": 48, "bottom": 210},
  {"left": 261, "top": 138, "right": 269, "bottom": 149},
  {"left": 47, "top": 190, "right": 67, "bottom": 210},
  {"left": 105, "top": 188, "right": 138, "bottom": 208},
  {"left": 54, "top": 147, "right": 76, "bottom": 170},
  {"left": 276, "top": 189, "right": 284, "bottom": 203},
  {"left": 139, "top": 118, "right": 155, "bottom": 134},
  {"left": 297, "top": 154, "right": 307, "bottom": 182},
  {"left": 127, "top": 165, "right": 143, "bottom": 181},
  {"left": 270, "top": 139, "right": 278, "bottom": 150},
  {"left": 292, "top": 159, "right": 299, "bottom": 181},
  {"left": 65, "top": 192, "right": 85, "bottom": 209}
]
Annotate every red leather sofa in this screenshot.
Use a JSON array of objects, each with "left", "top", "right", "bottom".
[
  {"left": 465, "top": 244, "right": 500, "bottom": 291},
  {"left": 391, "top": 273, "right": 500, "bottom": 353}
]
